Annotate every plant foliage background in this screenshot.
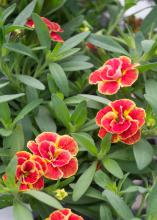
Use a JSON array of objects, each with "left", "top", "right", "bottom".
[{"left": 0, "top": 0, "right": 157, "bottom": 220}]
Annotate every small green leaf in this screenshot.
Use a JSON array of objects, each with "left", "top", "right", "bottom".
[
  {"left": 145, "top": 79, "right": 157, "bottom": 113},
  {"left": 32, "top": 13, "right": 51, "bottom": 49},
  {"left": 80, "top": 94, "right": 110, "bottom": 105},
  {"left": 0, "top": 82, "right": 9, "bottom": 88},
  {"left": 94, "top": 170, "right": 112, "bottom": 189},
  {"left": 5, "top": 155, "right": 17, "bottom": 189},
  {"left": 103, "top": 190, "right": 134, "bottom": 220},
  {"left": 98, "top": 133, "right": 112, "bottom": 159},
  {"left": 146, "top": 182, "right": 157, "bottom": 220},
  {"left": 24, "top": 190, "right": 63, "bottom": 209},
  {"left": 138, "top": 62, "right": 157, "bottom": 72},
  {"left": 72, "top": 161, "right": 97, "bottom": 201},
  {"left": 61, "top": 61, "right": 93, "bottom": 71},
  {"left": 13, "top": 200, "right": 33, "bottom": 220},
  {"left": 71, "top": 101, "right": 87, "bottom": 127},
  {"left": 51, "top": 94, "right": 70, "bottom": 128},
  {"left": 0, "top": 3, "right": 16, "bottom": 24},
  {"left": 0, "top": 102, "right": 12, "bottom": 126},
  {"left": 43, "top": 0, "right": 66, "bottom": 15},
  {"left": 4, "top": 43, "right": 38, "bottom": 61},
  {"left": 0, "top": 93, "right": 25, "bottom": 103},
  {"left": 49, "top": 63, "right": 69, "bottom": 97},
  {"left": 60, "top": 32, "right": 90, "bottom": 52},
  {"left": 103, "top": 158, "right": 123, "bottom": 179},
  {"left": 100, "top": 204, "right": 112, "bottom": 220},
  {"left": 16, "top": 75, "right": 45, "bottom": 90},
  {"left": 133, "top": 139, "right": 153, "bottom": 170},
  {"left": 72, "top": 132, "right": 98, "bottom": 156},
  {"left": 13, "top": 99, "right": 42, "bottom": 124},
  {"left": 14, "top": 0, "right": 37, "bottom": 25},
  {"left": 35, "top": 106, "right": 56, "bottom": 132}
]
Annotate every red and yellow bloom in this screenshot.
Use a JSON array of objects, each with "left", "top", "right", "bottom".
[
  {"left": 45, "top": 209, "right": 84, "bottom": 220},
  {"left": 89, "top": 56, "right": 138, "bottom": 95},
  {"left": 96, "top": 99, "right": 146, "bottom": 145},
  {"left": 27, "top": 132, "right": 78, "bottom": 180},
  {"left": 26, "top": 17, "right": 64, "bottom": 42},
  {"left": 16, "top": 151, "right": 47, "bottom": 191}
]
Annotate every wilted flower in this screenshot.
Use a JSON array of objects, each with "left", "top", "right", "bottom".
[
  {"left": 54, "top": 188, "right": 68, "bottom": 200},
  {"left": 96, "top": 99, "right": 146, "bottom": 145},
  {"left": 27, "top": 132, "right": 78, "bottom": 180},
  {"left": 89, "top": 56, "right": 139, "bottom": 95},
  {"left": 45, "top": 209, "right": 84, "bottom": 220},
  {"left": 26, "top": 17, "right": 64, "bottom": 42}
]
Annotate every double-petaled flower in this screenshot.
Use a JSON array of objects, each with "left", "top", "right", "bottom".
[
  {"left": 14, "top": 151, "right": 46, "bottom": 191},
  {"left": 27, "top": 132, "right": 78, "bottom": 180},
  {"left": 26, "top": 17, "right": 64, "bottom": 42},
  {"left": 96, "top": 99, "right": 146, "bottom": 145},
  {"left": 89, "top": 56, "right": 139, "bottom": 95},
  {"left": 45, "top": 209, "right": 84, "bottom": 220}
]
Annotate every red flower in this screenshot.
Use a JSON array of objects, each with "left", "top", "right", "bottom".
[
  {"left": 89, "top": 56, "right": 138, "bottom": 95},
  {"left": 27, "top": 132, "right": 78, "bottom": 180},
  {"left": 16, "top": 151, "right": 47, "bottom": 191},
  {"left": 45, "top": 209, "right": 84, "bottom": 220},
  {"left": 96, "top": 99, "right": 146, "bottom": 145},
  {"left": 26, "top": 17, "right": 64, "bottom": 42}
]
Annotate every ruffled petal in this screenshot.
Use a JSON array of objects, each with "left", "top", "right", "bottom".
[
  {"left": 110, "top": 99, "right": 135, "bottom": 113},
  {"left": 27, "top": 141, "right": 40, "bottom": 155},
  {"left": 60, "top": 158, "right": 78, "bottom": 178},
  {"left": 58, "top": 135, "right": 78, "bottom": 156},
  {"left": 35, "top": 132, "right": 58, "bottom": 143},
  {"left": 98, "top": 81, "right": 120, "bottom": 95},
  {"left": 50, "top": 32, "right": 64, "bottom": 42},
  {"left": 69, "top": 214, "right": 84, "bottom": 220},
  {"left": 111, "top": 120, "right": 131, "bottom": 134},
  {"left": 32, "top": 155, "right": 47, "bottom": 174},
  {"left": 101, "top": 112, "right": 116, "bottom": 132},
  {"left": 89, "top": 69, "right": 102, "bottom": 84},
  {"left": 32, "top": 176, "right": 44, "bottom": 190},
  {"left": 119, "top": 56, "right": 132, "bottom": 71},
  {"left": 49, "top": 211, "right": 65, "bottom": 220},
  {"left": 38, "top": 141, "right": 54, "bottom": 160},
  {"left": 121, "top": 68, "right": 138, "bottom": 87},
  {"left": 45, "top": 163, "right": 63, "bottom": 180},
  {"left": 129, "top": 107, "right": 146, "bottom": 128},
  {"left": 121, "top": 130, "right": 141, "bottom": 145},
  {"left": 98, "top": 127, "right": 108, "bottom": 139},
  {"left": 53, "top": 150, "right": 71, "bottom": 167},
  {"left": 96, "top": 106, "right": 112, "bottom": 126},
  {"left": 119, "top": 121, "right": 138, "bottom": 139},
  {"left": 16, "top": 151, "right": 32, "bottom": 165}
]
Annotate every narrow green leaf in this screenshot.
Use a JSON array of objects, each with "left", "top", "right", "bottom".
[
  {"left": 16, "top": 75, "right": 45, "bottom": 90},
  {"left": 51, "top": 95, "right": 70, "bottom": 128},
  {"left": 13, "top": 200, "right": 33, "bottom": 220},
  {"left": 103, "top": 190, "right": 134, "bottom": 220},
  {"left": 133, "top": 139, "right": 153, "bottom": 170},
  {"left": 60, "top": 32, "right": 90, "bottom": 52},
  {"left": 61, "top": 61, "right": 93, "bottom": 71},
  {"left": 5, "top": 155, "right": 17, "bottom": 189},
  {"left": 146, "top": 182, "right": 157, "bottom": 220},
  {"left": 14, "top": 0, "right": 37, "bottom": 25},
  {"left": 0, "top": 93, "right": 25, "bottom": 103},
  {"left": 103, "top": 158, "right": 123, "bottom": 179},
  {"left": 72, "top": 132, "right": 98, "bottom": 156},
  {"left": 0, "top": 3, "right": 16, "bottom": 24},
  {"left": 0, "top": 102, "right": 12, "bottom": 126},
  {"left": 138, "top": 62, "right": 157, "bottom": 72},
  {"left": 100, "top": 204, "right": 112, "bottom": 220},
  {"left": 71, "top": 101, "right": 87, "bottom": 127},
  {"left": 80, "top": 94, "right": 110, "bottom": 105},
  {"left": 98, "top": 133, "right": 112, "bottom": 159},
  {"left": 43, "top": 0, "right": 66, "bottom": 15},
  {"left": 32, "top": 13, "right": 51, "bottom": 49},
  {"left": 13, "top": 99, "right": 42, "bottom": 124},
  {"left": 88, "top": 34, "right": 128, "bottom": 55},
  {"left": 0, "top": 82, "right": 9, "bottom": 88},
  {"left": 49, "top": 63, "right": 69, "bottom": 96},
  {"left": 145, "top": 79, "right": 157, "bottom": 113},
  {"left": 72, "top": 161, "right": 97, "bottom": 201},
  {"left": 4, "top": 43, "right": 38, "bottom": 61},
  {"left": 94, "top": 170, "right": 112, "bottom": 189},
  {"left": 24, "top": 190, "right": 63, "bottom": 209}
]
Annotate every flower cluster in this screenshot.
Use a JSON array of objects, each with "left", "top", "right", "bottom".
[
  {"left": 96, "top": 99, "right": 146, "bottom": 145},
  {"left": 45, "top": 209, "right": 84, "bottom": 220},
  {"left": 3, "top": 132, "right": 78, "bottom": 191},
  {"left": 26, "top": 17, "right": 64, "bottom": 42},
  {"left": 89, "top": 56, "right": 138, "bottom": 95},
  {"left": 27, "top": 132, "right": 78, "bottom": 180}
]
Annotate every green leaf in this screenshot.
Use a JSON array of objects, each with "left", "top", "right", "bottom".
[
  {"left": 146, "top": 182, "right": 157, "bottom": 220},
  {"left": 102, "top": 158, "right": 123, "bottom": 179},
  {"left": 0, "top": 3, "right": 16, "bottom": 24},
  {"left": 0, "top": 93, "right": 24, "bottom": 103},
  {"left": 81, "top": 119, "right": 98, "bottom": 132},
  {"left": 141, "top": 40, "right": 154, "bottom": 53},
  {"left": 43, "top": 0, "right": 66, "bottom": 15},
  {"left": 35, "top": 106, "right": 56, "bottom": 132},
  {"left": 24, "top": 190, "right": 63, "bottom": 209},
  {"left": 72, "top": 132, "right": 98, "bottom": 156},
  {"left": 49, "top": 63, "right": 69, "bottom": 96},
  {"left": 14, "top": 0, "right": 37, "bottom": 25},
  {"left": 32, "top": 13, "right": 51, "bottom": 49},
  {"left": 16, "top": 75, "right": 45, "bottom": 90},
  {"left": 60, "top": 32, "right": 90, "bottom": 52},
  {"left": 61, "top": 61, "right": 93, "bottom": 71},
  {"left": 4, "top": 43, "right": 38, "bottom": 61},
  {"left": 72, "top": 161, "right": 97, "bottom": 201},
  {"left": 94, "top": 170, "right": 112, "bottom": 189},
  {"left": 5, "top": 155, "right": 17, "bottom": 189},
  {"left": 0, "top": 82, "right": 9, "bottom": 88},
  {"left": 98, "top": 133, "right": 112, "bottom": 159},
  {"left": 88, "top": 34, "right": 128, "bottom": 55},
  {"left": 141, "top": 6, "right": 157, "bottom": 35},
  {"left": 13, "top": 99, "right": 42, "bottom": 124},
  {"left": 51, "top": 94, "right": 70, "bottom": 128},
  {"left": 103, "top": 190, "right": 134, "bottom": 220},
  {"left": 71, "top": 101, "right": 87, "bottom": 127},
  {"left": 13, "top": 200, "right": 33, "bottom": 220},
  {"left": 0, "top": 102, "right": 12, "bottom": 126},
  {"left": 100, "top": 204, "right": 112, "bottom": 220},
  {"left": 0, "top": 128, "right": 12, "bottom": 137},
  {"left": 80, "top": 94, "right": 110, "bottom": 105},
  {"left": 145, "top": 79, "right": 157, "bottom": 113},
  {"left": 133, "top": 139, "right": 153, "bottom": 170},
  {"left": 138, "top": 62, "right": 157, "bottom": 72}
]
